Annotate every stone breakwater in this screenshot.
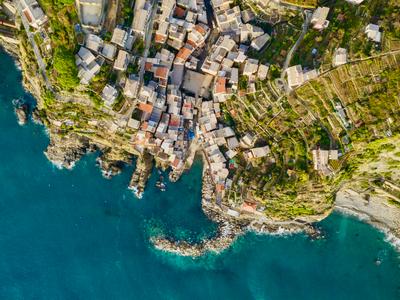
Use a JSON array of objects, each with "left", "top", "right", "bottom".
[
  {"left": 151, "top": 220, "right": 243, "bottom": 257},
  {"left": 150, "top": 169, "right": 322, "bottom": 257},
  {"left": 150, "top": 202, "right": 323, "bottom": 257}
]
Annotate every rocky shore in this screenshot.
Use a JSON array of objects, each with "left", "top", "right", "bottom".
[
  {"left": 335, "top": 188, "right": 400, "bottom": 249},
  {"left": 128, "top": 152, "right": 153, "bottom": 198},
  {"left": 14, "top": 104, "right": 28, "bottom": 125},
  {"left": 44, "top": 133, "right": 95, "bottom": 169}
]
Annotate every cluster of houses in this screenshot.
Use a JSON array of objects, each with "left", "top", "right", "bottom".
[
  {"left": 113, "top": 0, "right": 275, "bottom": 199},
  {"left": 285, "top": 1, "right": 382, "bottom": 90},
  {"left": 75, "top": 27, "right": 135, "bottom": 89}
]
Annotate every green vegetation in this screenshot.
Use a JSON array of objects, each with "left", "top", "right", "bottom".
[
  {"left": 388, "top": 199, "right": 400, "bottom": 208},
  {"left": 281, "top": 0, "right": 316, "bottom": 8},
  {"left": 52, "top": 47, "right": 79, "bottom": 90},
  {"left": 293, "top": 0, "right": 400, "bottom": 68},
  {"left": 238, "top": 75, "right": 248, "bottom": 90},
  {"left": 42, "top": 90, "right": 56, "bottom": 108},
  {"left": 132, "top": 38, "right": 145, "bottom": 55},
  {"left": 121, "top": 0, "right": 134, "bottom": 26}
]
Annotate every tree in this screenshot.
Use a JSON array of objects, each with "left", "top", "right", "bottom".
[{"left": 53, "top": 47, "right": 79, "bottom": 90}]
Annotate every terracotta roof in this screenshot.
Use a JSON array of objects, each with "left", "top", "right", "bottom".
[
  {"left": 176, "top": 46, "right": 193, "bottom": 61},
  {"left": 145, "top": 62, "right": 153, "bottom": 71},
  {"left": 186, "top": 39, "right": 197, "bottom": 48},
  {"left": 174, "top": 6, "right": 186, "bottom": 18},
  {"left": 216, "top": 183, "right": 225, "bottom": 192},
  {"left": 155, "top": 66, "right": 169, "bottom": 79},
  {"left": 194, "top": 24, "right": 206, "bottom": 35},
  {"left": 172, "top": 158, "right": 181, "bottom": 168},
  {"left": 215, "top": 77, "right": 226, "bottom": 94},
  {"left": 155, "top": 33, "right": 166, "bottom": 43},
  {"left": 138, "top": 103, "right": 153, "bottom": 114},
  {"left": 242, "top": 201, "right": 257, "bottom": 212},
  {"left": 141, "top": 121, "right": 148, "bottom": 130}
]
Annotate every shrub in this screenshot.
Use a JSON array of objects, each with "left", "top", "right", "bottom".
[{"left": 53, "top": 47, "right": 79, "bottom": 90}]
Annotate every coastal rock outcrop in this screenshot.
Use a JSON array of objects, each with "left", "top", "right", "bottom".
[
  {"left": 14, "top": 104, "right": 28, "bottom": 125},
  {"left": 129, "top": 152, "right": 153, "bottom": 198},
  {"left": 44, "top": 133, "right": 93, "bottom": 169}
]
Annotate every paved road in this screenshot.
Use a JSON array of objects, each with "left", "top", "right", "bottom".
[
  {"left": 281, "top": 10, "right": 312, "bottom": 77},
  {"left": 15, "top": 0, "right": 53, "bottom": 91}
]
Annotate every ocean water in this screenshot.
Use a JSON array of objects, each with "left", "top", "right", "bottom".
[{"left": 0, "top": 49, "right": 399, "bottom": 300}]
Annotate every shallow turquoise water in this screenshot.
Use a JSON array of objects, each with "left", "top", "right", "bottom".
[{"left": 0, "top": 49, "right": 399, "bottom": 299}]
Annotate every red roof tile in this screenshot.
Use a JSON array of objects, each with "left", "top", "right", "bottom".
[
  {"left": 155, "top": 66, "right": 169, "bottom": 79},
  {"left": 138, "top": 103, "right": 153, "bottom": 114}
]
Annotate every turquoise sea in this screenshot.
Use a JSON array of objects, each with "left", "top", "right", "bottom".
[{"left": 0, "top": 49, "right": 399, "bottom": 299}]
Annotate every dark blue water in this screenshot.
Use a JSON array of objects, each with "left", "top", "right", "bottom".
[{"left": 0, "top": 49, "right": 399, "bottom": 299}]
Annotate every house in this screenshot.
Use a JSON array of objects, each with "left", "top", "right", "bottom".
[
  {"left": 250, "top": 145, "right": 270, "bottom": 158},
  {"left": 111, "top": 28, "right": 128, "bottom": 48},
  {"left": 250, "top": 33, "right": 270, "bottom": 51},
  {"left": 124, "top": 76, "right": 140, "bottom": 98},
  {"left": 241, "top": 9, "right": 255, "bottom": 23},
  {"left": 365, "top": 24, "right": 381, "bottom": 43},
  {"left": 201, "top": 58, "right": 221, "bottom": 76},
  {"left": 187, "top": 23, "right": 210, "bottom": 48},
  {"left": 101, "top": 43, "right": 117, "bottom": 60},
  {"left": 155, "top": 22, "right": 169, "bottom": 44},
  {"left": 214, "top": 5, "right": 242, "bottom": 35},
  {"left": 175, "top": 44, "right": 194, "bottom": 64},
  {"left": 132, "top": 0, "right": 152, "bottom": 35},
  {"left": 76, "top": 47, "right": 96, "bottom": 67},
  {"left": 243, "top": 59, "right": 259, "bottom": 76},
  {"left": 113, "top": 50, "right": 130, "bottom": 71},
  {"left": 85, "top": 34, "right": 103, "bottom": 53},
  {"left": 257, "top": 64, "right": 269, "bottom": 81},
  {"left": 213, "top": 76, "right": 229, "bottom": 102},
  {"left": 332, "top": 48, "right": 347, "bottom": 67},
  {"left": 286, "top": 65, "right": 318, "bottom": 90},
  {"left": 240, "top": 132, "right": 256, "bottom": 148},
  {"left": 75, "top": 0, "right": 105, "bottom": 32},
  {"left": 102, "top": 85, "right": 118, "bottom": 107},
  {"left": 75, "top": 47, "right": 101, "bottom": 84},
  {"left": 20, "top": 0, "right": 48, "bottom": 29},
  {"left": 312, "top": 149, "right": 338, "bottom": 176},
  {"left": 77, "top": 61, "right": 101, "bottom": 85},
  {"left": 227, "top": 136, "right": 239, "bottom": 149},
  {"left": 311, "top": 7, "right": 330, "bottom": 30}
]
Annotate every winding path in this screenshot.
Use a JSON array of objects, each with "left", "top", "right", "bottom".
[{"left": 281, "top": 10, "right": 312, "bottom": 78}]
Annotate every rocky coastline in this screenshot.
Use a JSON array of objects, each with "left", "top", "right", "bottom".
[
  {"left": 128, "top": 152, "right": 153, "bottom": 198},
  {"left": 2, "top": 35, "right": 400, "bottom": 257}
]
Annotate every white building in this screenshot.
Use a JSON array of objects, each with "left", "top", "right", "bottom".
[
  {"left": 111, "top": 27, "right": 128, "bottom": 48},
  {"left": 102, "top": 84, "right": 119, "bottom": 107},
  {"left": 332, "top": 48, "right": 348, "bottom": 67},
  {"left": 113, "top": 50, "right": 130, "bottom": 71},
  {"left": 311, "top": 7, "right": 330, "bottom": 30},
  {"left": 250, "top": 33, "right": 271, "bottom": 51},
  {"left": 20, "top": 0, "right": 48, "bottom": 29},
  {"left": 132, "top": 0, "right": 152, "bottom": 35},
  {"left": 365, "top": 24, "right": 381, "bottom": 43},
  {"left": 75, "top": 0, "right": 106, "bottom": 32},
  {"left": 286, "top": 65, "right": 318, "bottom": 90}
]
